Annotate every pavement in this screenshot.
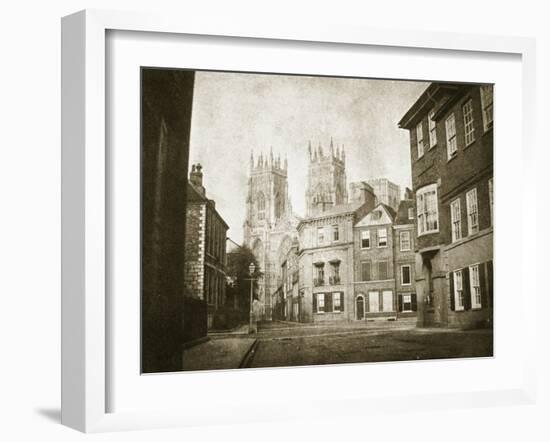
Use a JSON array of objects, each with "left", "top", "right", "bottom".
[
  {"left": 181, "top": 335, "right": 256, "bottom": 372},
  {"left": 180, "top": 319, "right": 493, "bottom": 371},
  {"left": 249, "top": 320, "right": 493, "bottom": 368}
]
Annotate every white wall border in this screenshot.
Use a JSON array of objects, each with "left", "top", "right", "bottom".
[{"left": 61, "top": 9, "right": 537, "bottom": 433}]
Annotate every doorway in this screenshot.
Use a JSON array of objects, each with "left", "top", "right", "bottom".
[{"left": 356, "top": 295, "right": 365, "bottom": 320}]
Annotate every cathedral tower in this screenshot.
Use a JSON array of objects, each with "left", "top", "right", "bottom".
[
  {"left": 243, "top": 148, "right": 293, "bottom": 320},
  {"left": 305, "top": 138, "right": 348, "bottom": 216},
  {"left": 243, "top": 148, "right": 291, "bottom": 245}
]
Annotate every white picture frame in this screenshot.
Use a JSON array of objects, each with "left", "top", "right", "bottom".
[{"left": 61, "top": 9, "right": 537, "bottom": 433}]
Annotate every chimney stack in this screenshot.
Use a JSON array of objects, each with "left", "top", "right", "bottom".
[{"left": 189, "top": 163, "right": 205, "bottom": 196}]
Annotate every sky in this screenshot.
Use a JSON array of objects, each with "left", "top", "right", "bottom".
[{"left": 188, "top": 71, "right": 428, "bottom": 245}]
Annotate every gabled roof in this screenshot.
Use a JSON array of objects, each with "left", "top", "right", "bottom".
[
  {"left": 354, "top": 203, "right": 396, "bottom": 228},
  {"left": 186, "top": 181, "right": 229, "bottom": 229},
  {"left": 394, "top": 199, "right": 415, "bottom": 225}
]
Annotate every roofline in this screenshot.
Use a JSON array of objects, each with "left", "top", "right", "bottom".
[{"left": 397, "top": 82, "right": 465, "bottom": 129}]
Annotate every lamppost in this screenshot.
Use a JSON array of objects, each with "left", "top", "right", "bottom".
[{"left": 248, "top": 262, "right": 256, "bottom": 333}]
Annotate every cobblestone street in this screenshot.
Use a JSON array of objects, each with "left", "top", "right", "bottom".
[{"left": 244, "top": 320, "right": 493, "bottom": 368}]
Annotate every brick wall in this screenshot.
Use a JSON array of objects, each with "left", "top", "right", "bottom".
[{"left": 184, "top": 202, "right": 205, "bottom": 299}]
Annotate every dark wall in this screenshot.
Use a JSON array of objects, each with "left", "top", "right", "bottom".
[
  {"left": 409, "top": 85, "right": 493, "bottom": 251},
  {"left": 141, "top": 68, "right": 196, "bottom": 373}
]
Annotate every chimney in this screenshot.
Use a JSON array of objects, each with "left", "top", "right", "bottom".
[
  {"left": 189, "top": 163, "right": 205, "bottom": 196},
  {"left": 404, "top": 187, "right": 413, "bottom": 200},
  {"left": 349, "top": 181, "right": 376, "bottom": 211}
]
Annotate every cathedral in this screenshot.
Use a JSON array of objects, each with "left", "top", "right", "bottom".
[{"left": 243, "top": 139, "right": 354, "bottom": 320}]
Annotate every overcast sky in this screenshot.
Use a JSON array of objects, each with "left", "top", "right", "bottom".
[{"left": 188, "top": 71, "right": 428, "bottom": 244}]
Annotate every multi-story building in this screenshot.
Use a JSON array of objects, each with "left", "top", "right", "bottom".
[
  {"left": 393, "top": 195, "right": 417, "bottom": 318},
  {"left": 353, "top": 203, "right": 398, "bottom": 320},
  {"left": 399, "top": 82, "right": 494, "bottom": 328},
  {"left": 184, "top": 163, "right": 229, "bottom": 329},
  {"left": 272, "top": 236, "right": 301, "bottom": 321},
  {"left": 298, "top": 150, "right": 376, "bottom": 323},
  {"left": 367, "top": 178, "right": 401, "bottom": 212}
]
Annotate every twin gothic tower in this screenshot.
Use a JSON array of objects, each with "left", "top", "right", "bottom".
[
  {"left": 242, "top": 139, "right": 349, "bottom": 318},
  {"left": 243, "top": 138, "right": 348, "bottom": 244}
]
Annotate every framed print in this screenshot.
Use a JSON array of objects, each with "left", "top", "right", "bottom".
[{"left": 61, "top": 9, "right": 537, "bottom": 433}]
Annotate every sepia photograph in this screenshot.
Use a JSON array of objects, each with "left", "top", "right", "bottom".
[{"left": 140, "top": 68, "right": 494, "bottom": 374}]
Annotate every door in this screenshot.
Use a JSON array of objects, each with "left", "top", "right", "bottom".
[{"left": 356, "top": 296, "right": 365, "bottom": 320}]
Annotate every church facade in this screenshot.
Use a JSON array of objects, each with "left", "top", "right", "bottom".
[{"left": 242, "top": 149, "right": 301, "bottom": 320}]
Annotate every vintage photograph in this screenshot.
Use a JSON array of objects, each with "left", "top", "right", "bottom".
[{"left": 141, "top": 68, "right": 494, "bottom": 374}]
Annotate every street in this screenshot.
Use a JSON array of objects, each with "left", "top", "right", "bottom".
[{"left": 242, "top": 320, "right": 493, "bottom": 368}]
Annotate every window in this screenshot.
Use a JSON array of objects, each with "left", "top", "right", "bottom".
[
  {"left": 450, "top": 198, "right": 462, "bottom": 243},
  {"left": 489, "top": 178, "right": 494, "bottom": 226},
  {"left": 428, "top": 109, "right": 437, "bottom": 148},
  {"left": 361, "top": 261, "right": 371, "bottom": 281},
  {"left": 382, "top": 290, "right": 393, "bottom": 312},
  {"left": 469, "top": 265, "right": 482, "bottom": 309},
  {"left": 378, "top": 261, "right": 388, "bottom": 280},
  {"left": 402, "top": 294, "right": 412, "bottom": 312},
  {"left": 361, "top": 230, "right": 370, "bottom": 249},
  {"left": 257, "top": 192, "right": 266, "bottom": 220},
  {"left": 317, "top": 293, "right": 325, "bottom": 313},
  {"left": 453, "top": 270, "right": 465, "bottom": 311},
  {"left": 314, "top": 264, "right": 325, "bottom": 286},
  {"left": 330, "top": 262, "right": 341, "bottom": 285},
  {"left": 332, "top": 224, "right": 339, "bottom": 242},
  {"left": 377, "top": 228, "right": 387, "bottom": 247},
  {"left": 408, "top": 207, "right": 414, "bottom": 220},
  {"left": 445, "top": 113, "right": 457, "bottom": 159},
  {"left": 368, "top": 291, "right": 379, "bottom": 313},
  {"left": 416, "top": 121, "right": 424, "bottom": 158},
  {"left": 416, "top": 184, "right": 439, "bottom": 235},
  {"left": 466, "top": 188, "right": 479, "bottom": 235},
  {"left": 462, "top": 99, "right": 475, "bottom": 146},
  {"left": 317, "top": 227, "right": 325, "bottom": 245},
  {"left": 401, "top": 265, "right": 411, "bottom": 286},
  {"left": 480, "top": 85, "right": 493, "bottom": 131},
  {"left": 399, "top": 231, "right": 411, "bottom": 251},
  {"left": 333, "top": 292, "right": 343, "bottom": 312}
]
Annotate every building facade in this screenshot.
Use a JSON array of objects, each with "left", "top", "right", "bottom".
[
  {"left": 399, "top": 82, "right": 493, "bottom": 328},
  {"left": 352, "top": 199, "right": 418, "bottom": 321},
  {"left": 298, "top": 197, "right": 376, "bottom": 323},
  {"left": 184, "top": 164, "right": 229, "bottom": 329},
  {"left": 242, "top": 149, "right": 301, "bottom": 320},
  {"left": 393, "top": 197, "right": 418, "bottom": 318},
  {"left": 353, "top": 203, "right": 398, "bottom": 320}
]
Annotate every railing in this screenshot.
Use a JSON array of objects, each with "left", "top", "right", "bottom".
[
  {"left": 313, "top": 278, "right": 325, "bottom": 287},
  {"left": 329, "top": 276, "right": 341, "bottom": 285}
]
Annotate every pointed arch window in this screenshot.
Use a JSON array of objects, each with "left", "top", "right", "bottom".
[{"left": 257, "top": 192, "right": 266, "bottom": 220}]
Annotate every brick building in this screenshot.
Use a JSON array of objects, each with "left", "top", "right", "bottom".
[
  {"left": 352, "top": 197, "right": 417, "bottom": 321},
  {"left": 297, "top": 147, "right": 377, "bottom": 323},
  {"left": 184, "top": 163, "right": 229, "bottom": 329},
  {"left": 353, "top": 203, "right": 398, "bottom": 320},
  {"left": 399, "top": 82, "right": 493, "bottom": 328},
  {"left": 393, "top": 196, "right": 417, "bottom": 318},
  {"left": 141, "top": 68, "right": 196, "bottom": 372}
]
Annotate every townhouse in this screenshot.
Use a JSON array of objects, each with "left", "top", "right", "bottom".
[{"left": 399, "top": 82, "right": 494, "bottom": 328}]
